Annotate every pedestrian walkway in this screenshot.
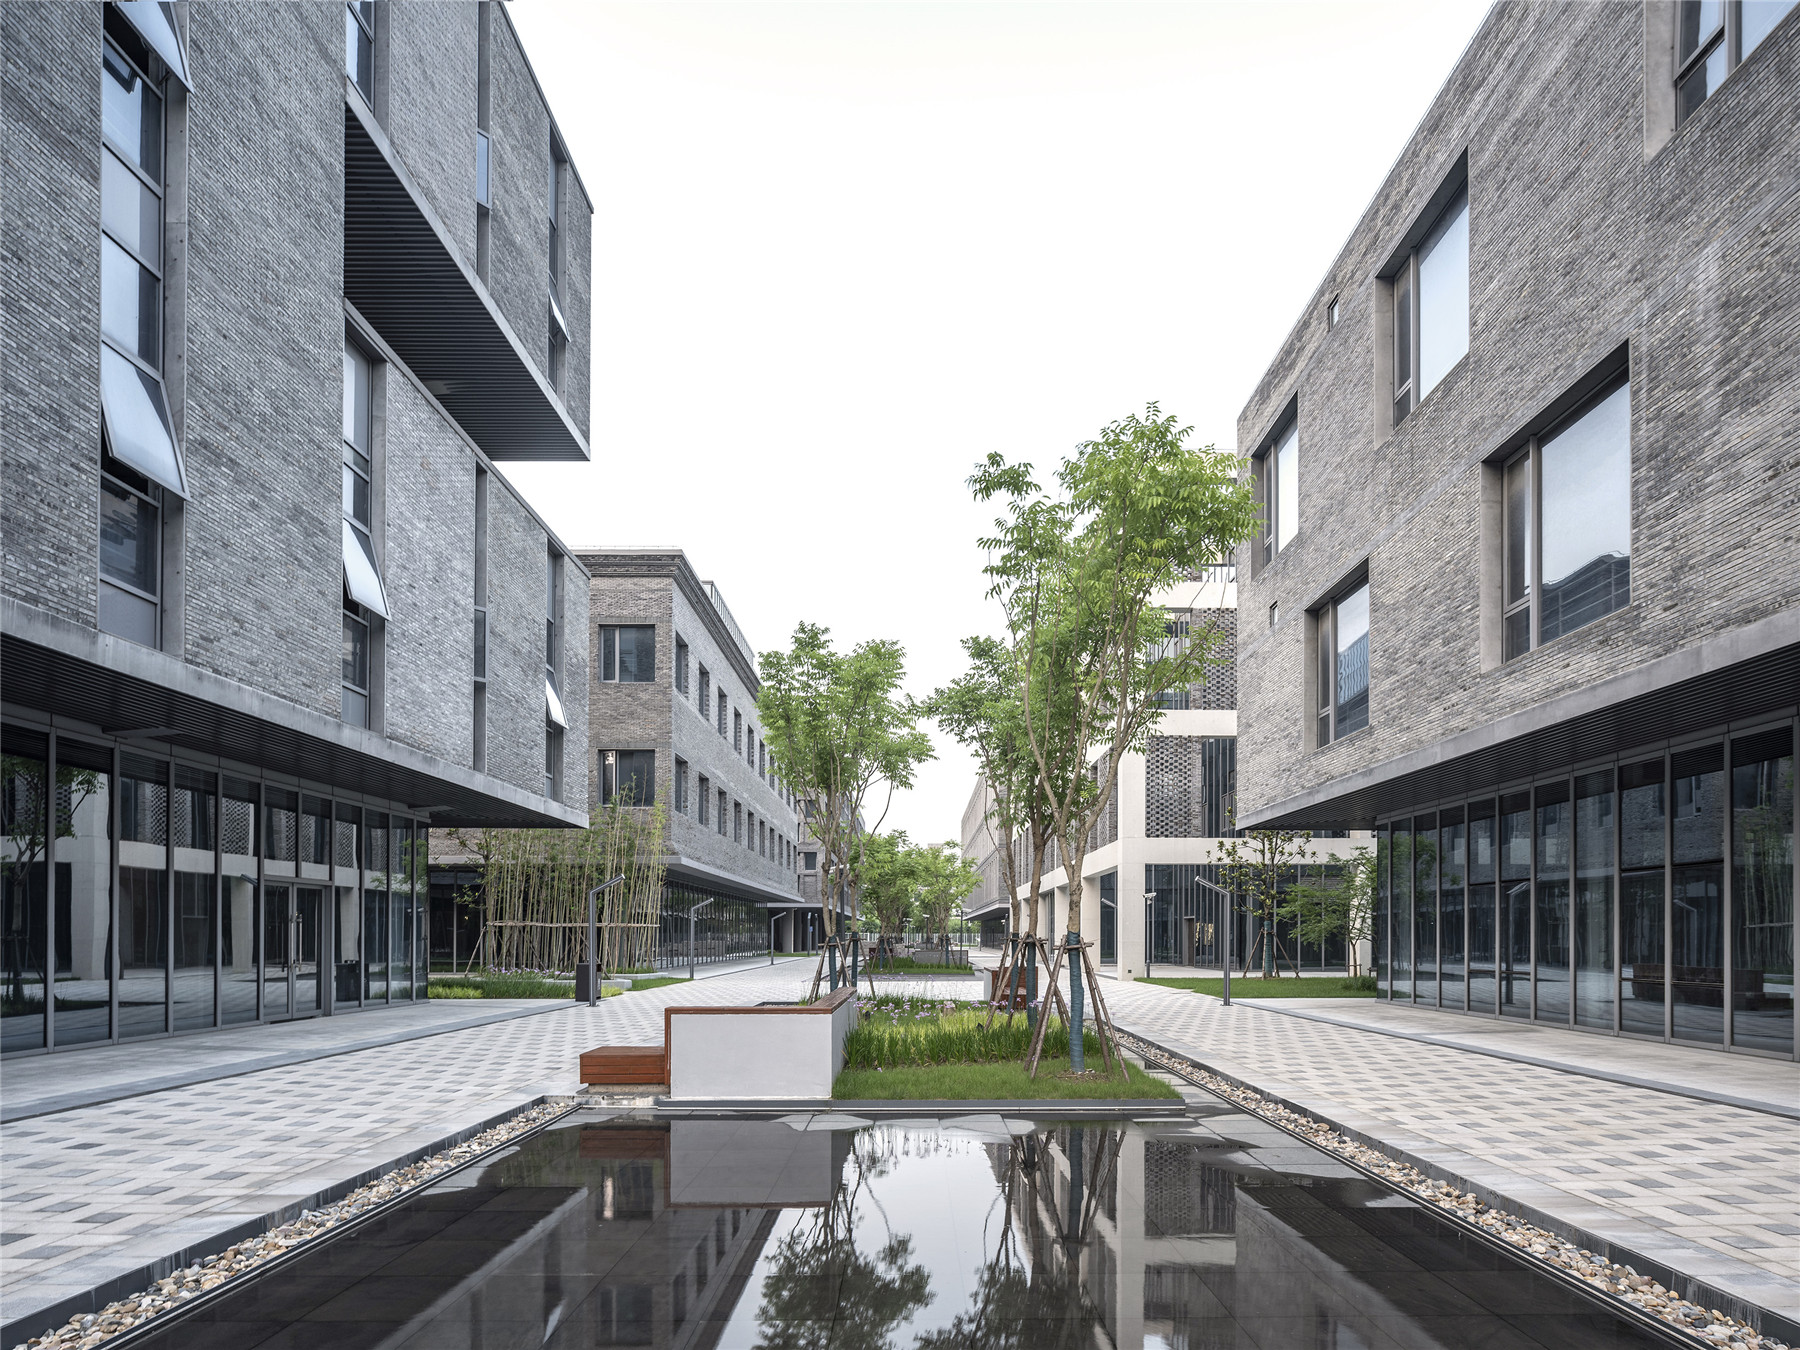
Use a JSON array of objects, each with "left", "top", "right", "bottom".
[
  {"left": 1095, "top": 976, "right": 1800, "bottom": 1326},
  {"left": 0, "top": 962, "right": 815, "bottom": 1341}
]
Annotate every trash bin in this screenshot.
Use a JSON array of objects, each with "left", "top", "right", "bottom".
[{"left": 575, "top": 962, "right": 599, "bottom": 1002}]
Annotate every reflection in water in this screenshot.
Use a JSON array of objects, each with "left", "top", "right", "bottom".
[{"left": 129, "top": 1114, "right": 1672, "bottom": 1350}]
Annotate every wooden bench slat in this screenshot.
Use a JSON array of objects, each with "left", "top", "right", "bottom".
[{"left": 580, "top": 1045, "right": 667, "bottom": 1085}]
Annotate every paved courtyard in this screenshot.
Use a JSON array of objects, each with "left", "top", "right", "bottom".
[{"left": 3, "top": 957, "right": 1796, "bottom": 1342}]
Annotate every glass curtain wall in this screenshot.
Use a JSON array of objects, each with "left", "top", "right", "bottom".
[
  {"left": 1376, "top": 725, "right": 1796, "bottom": 1059},
  {"left": 1, "top": 720, "right": 431, "bottom": 1054},
  {"left": 658, "top": 881, "right": 766, "bottom": 968},
  {"left": 1099, "top": 871, "right": 1116, "bottom": 964}
]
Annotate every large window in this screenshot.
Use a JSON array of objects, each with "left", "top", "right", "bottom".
[
  {"left": 547, "top": 146, "right": 567, "bottom": 389},
  {"left": 1314, "top": 580, "right": 1370, "bottom": 745},
  {"left": 698, "top": 666, "right": 710, "bottom": 717},
  {"left": 599, "top": 625, "right": 656, "bottom": 682},
  {"left": 675, "top": 637, "right": 689, "bottom": 695},
  {"left": 100, "top": 30, "right": 188, "bottom": 647},
  {"left": 546, "top": 553, "right": 567, "bottom": 741},
  {"left": 1391, "top": 185, "right": 1468, "bottom": 424},
  {"left": 1254, "top": 418, "right": 1298, "bottom": 565},
  {"left": 1676, "top": 0, "right": 1797, "bottom": 125},
  {"left": 1502, "top": 378, "right": 1631, "bottom": 660},
  {"left": 600, "top": 750, "right": 655, "bottom": 807},
  {"left": 341, "top": 334, "right": 387, "bottom": 723},
  {"left": 345, "top": 1, "right": 375, "bottom": 103}
]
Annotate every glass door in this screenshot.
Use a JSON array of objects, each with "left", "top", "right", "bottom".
[{"left": 261, "top": 884, "right": 323, "bottom": 1020}]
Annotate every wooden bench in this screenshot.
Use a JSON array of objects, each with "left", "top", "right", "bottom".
[{"left": 579, "top": 1044, "right": 667, "bottom": 1086}]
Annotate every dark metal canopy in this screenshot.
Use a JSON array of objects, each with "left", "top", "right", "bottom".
[
  {"left": 3, "top": 632, "right": 583, "bottom": 829},
  {"left": 1247, "top": 638, "right": 1799, "bottom": 831},
  {"left": 343, "top": 104, "right": 589, "bottom": 463}
]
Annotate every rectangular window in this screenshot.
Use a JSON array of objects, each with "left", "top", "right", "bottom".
[
  {"left": 345, "top": 1, "right": 375, "bottom": 102},
  {"left": 717, "top": 691, "right": 728, "bottom": 737},
  {"left": 341, "top": 334, "right": 389, "bottom": 625},
  {"left": 1502, "top": 377, "right": 1631, "bottom": 660},
  {"left": 545, "top": 721, "right": 562, "bottom": 800},
  {"left": 733, "top": 801, "right": 743, "bottom": 843},
  {"left": 698, "top": 666, "right": 710, "bottom": 716},
  {"left": 547, "top": 144, "right": 566, "bottom": 385},
  {"left": 1392, "top": 184, "right": 1469, "bottom": 424},
  {"left": 758, "top": 740, "right": 766, "bottom": 780},
  {"left": 804, "top": 851, "right": 817, "bottom": 871},
  {"left": 748, "top": 812, "right": 756, "bottom": 851},
  {"left": 1254, "top": 418, "right": 1299, "bottom": 564},
  {"left": 674, "top": 758, "right": 688, "bottom": 815},
  {"left": 343, "top": 601, "right": 370, "bottom": 726},
  {"left": 1314, "top": 579, "right": 1370, "bottom": 745},
  {"left": 734, "top": 710, "right": 742, "bottom": 754},
  {"left": 546, "top": 553, "right": 564, "bottom": 737},
  {"left": 1677, "top": 1, "right": 1796, "bottom": 125},
  {"left": 697, "top": 774, "right": 710, "bottom": 825},
  {"left": 599, "top": 625, "right": 656, "bottom": 682},
  {"left": 600, "top": 750, "right": 655, "bottom": 807},
  {"left": 717, "top": 788, "right": 728, "bottom": 835},
  {"left": 674, "top": 637, "right": 689, "bottom": 694},
  {"left": 1731, "top": 727, "right": 1793, "bottom": 1054}
]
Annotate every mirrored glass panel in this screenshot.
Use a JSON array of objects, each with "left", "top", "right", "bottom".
[
  {"left": 1540, "top": 382, "right": 1630, "bottom": 644},
  {"left": 118, "top": 753, "right": 168, "bottom": 1039},
  {"left": 1334, "top": 584, "right": 1369, "bottom": 738},
  {"left": 1390, "top": 820, "right": 1412, "bottom": 1001},
  {"left": 1440, "top": 811, "right": 1466, "bottom": 1010},
  {"left": 222, "top": 776, "right": 258, "bottom": 1025},
  {"left": 1499, "top": 792, "right": 1532, "bottom": 1018},
  {"left": 172, "top": 766, "right": 216, "bottom": 1032},
  {"left": 1534, "top": 783, "right": 1572, "bottom": 1024},
  {"left": 2, "top": 731, "right": 51, "bottom": 1051},
  {"left": 1671, "top": 745, "right": 1724, "bottom": 1043},
  {"left": 55, "top": 741, "right": 116, "bottom": 1046},
  {"left": 1414, "top": 814, "right": 1438, "bottom": 1006},
  {"left": 1731, "top": 730, "right": 1793, "bottom": 1054},
  {"left": 1417, "top": 187, "right": 1469, "bottom": 398},
  {"left": 1619, "top": 759, "right": 1667, "bottom": 1037},
  {"left": 1573, "top": 770, "right": 1615, "bottom": 1030}
]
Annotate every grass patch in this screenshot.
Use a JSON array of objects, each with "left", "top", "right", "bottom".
[
  {"left": 428, "top": 971, "right": 613, "bottom": 1000},
  {"left": 864, "top": 958, "right": 975, "bottom": 975},
  {"left": 1143, "top": 974, "right": 1377, "bottom": 999},
  {"left": 834, "top": 1058, "right": 1178, "bottom": 1101},
  {"left": 625, "top": 975, "right": 691, "bottom": 992}
]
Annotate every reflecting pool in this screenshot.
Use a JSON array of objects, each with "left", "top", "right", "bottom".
[{"left": 131, "top": 1106, "right": 1673, "bottom": 1349}]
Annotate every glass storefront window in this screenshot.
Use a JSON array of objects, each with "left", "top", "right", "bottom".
[
  {"left": 119, "top": 752, "right": 169, "bottom": 1039},
  {"left": 222, "top": 776, "right": 259, "bottom": 1025},
  {"left": 172, "top": 766, "right": 217, "bottom": 1032},
  {"left": 266, "top": 787, "right": 298, "bottom": 877},
  {"left": 1534, "top": 782, "right": 1571, "bottom": 1025},
  {"left": 1671, "top": 744, "right": 1725, "bottom": 1044},
  {"left": 1414, "top": 814, "right": 1438, "bottom": 1006},
  {"left": 57, "top": 740, "right": 116, "bottom": 1046},
  {"left": 1373, "top": 826, "right": 1389, "bottom": 993},
  {"left": 2, "top": 729, "right": 51, "bottom": 1051},
  {"left": 1619, "top": 759, "right": 1666, "bottom": 1037},
  {"left": 1573, "top": 770, "right": 1615, "bottom": 1030},
  {"left": 1440, "top": 809, "right": 1466, "bottom": 1011},
  {"left": 1390, "top": 820, "right": 1412, "bottom": 1001},
  {"left": 1467, "top": 802, "right": 1496, "bottom": 1014},
  {"left": 1499, "top": 792, "right": 1531, "bottom": 1019},
  {"left": 1731, "top": 730, "right": 1793, "bottom": 1055}
]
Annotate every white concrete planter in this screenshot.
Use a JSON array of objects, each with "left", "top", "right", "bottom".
[{"left": 665, "top": 986, "right": 859, "bottom": 1100}]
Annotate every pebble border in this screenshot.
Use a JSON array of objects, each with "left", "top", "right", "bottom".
[
  {"left": 13, "top": 1101, "right": 575, "bottom": 1350},
  {"left": 1121, "top": 1033, "right": 1790, "bottom": 1350}
]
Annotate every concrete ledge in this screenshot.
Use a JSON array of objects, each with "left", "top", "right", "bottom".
[{"left": 665, "top": 986, "right": 857, "bottom": 1100}]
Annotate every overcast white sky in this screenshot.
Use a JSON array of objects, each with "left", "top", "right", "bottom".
[{"left": 502, "top": 0, "right": 1490, "bottom": 845}]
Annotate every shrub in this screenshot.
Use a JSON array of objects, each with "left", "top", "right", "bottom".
[{"left": 844, "top": 995, "right": 1101, "bottom": 1070}]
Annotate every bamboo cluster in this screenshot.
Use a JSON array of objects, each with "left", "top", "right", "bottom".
[{"left": 456, "top": 802, "right": 667, "bottom": 974}]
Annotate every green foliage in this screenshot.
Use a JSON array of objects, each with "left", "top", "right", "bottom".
[
  {"left": 428, "top": 971, "right": 617, "bottom": 999},
  {"left": 834, "top": 1059, "right": 1179, "bottom": 1101},
  {"left": 624, "top": 975, "right": 691, "bottom": 992},
  {"left": 915, "top": 839, "right": 982, "bottom": 939},
  {"left": 757, "top": 622, "right": 934, "bottom": 938},
  {"left": 969, "top": 405, "right": 1258, "bottom": 934},
  {"left": 1214, "top": 825, "right": 1313, "bottom": 976},
  {"left": 1277, "top": 846, "right": 1378, "bottom": 977},
  {"left": 1143, "top": 975, "right": 1376, "bottom": 999},
  {"left": 854, "top": 829, "right": 925, "bottom": 936}
]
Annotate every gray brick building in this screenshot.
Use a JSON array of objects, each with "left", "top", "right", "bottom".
[
  {"left": 1, "top": 1, "right": 592, "bottom": 1053},
  {"left": 1233, "top": 1, "right": 1797, "bottom": 1059},
  {"left": 575, "top": 550, "right": 812, "bottom": 962}
]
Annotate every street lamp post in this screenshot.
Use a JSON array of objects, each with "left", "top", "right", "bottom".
[
  {"left": 1191, "top": 873, "right": 1232, "bottom": 1006},
  {"left": 688, "top": 897, "right": 716, "bottom": 981},
  {"left": 1143, "top": 891, "right": 1156, "bottom": 978},
  {"left": 586, "top": 874, "right": 627, "bottom": 1007}
]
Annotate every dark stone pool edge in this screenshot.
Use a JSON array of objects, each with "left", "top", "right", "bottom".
[
  {"left": 1123, "top": 1030, "right": 1800, "bottom": 1347},
  {"left": 0, "top": 1096, "right": 569, "bottom": 1349}
]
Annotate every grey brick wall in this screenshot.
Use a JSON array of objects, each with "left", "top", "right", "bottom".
[
  {"left": 2, "top": 0, "right": 588, "bottom": 819},
  {"left": 384, "top": 0, "right": 478, "bottom": 266},
  {"left": 580, "top": 558, "right": 800, "bottom": 894},
  {"left": 483, "top": 9, "right": 550, "bottom": 394},
  {"left": 2, "top": 4, "right": 106, "bottom": 629},
  {"left": 1234, "top": 2, "right": 1800, "bottom": 824}
]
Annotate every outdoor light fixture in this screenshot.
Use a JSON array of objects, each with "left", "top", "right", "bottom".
[
  {"left": 586, "top": 875, "right": 626, "bottom": 1007},
  {"left": 1143, "top": 890, "right": 1156, "bottom": 978}
]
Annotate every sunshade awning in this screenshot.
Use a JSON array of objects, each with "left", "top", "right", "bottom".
[
  {"left": 100, "top": 347, "right": 187, "bottom": 498},
  {"left": 342, "top": 520, "right": 390, "bottom": 618},
  {"left": 115, "top": 1, "right": 191, "bottom": 89}
]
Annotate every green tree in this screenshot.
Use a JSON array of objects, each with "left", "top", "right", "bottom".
[
  {"left": 971, "top": 405, "right": 1257, "bottom": 1061},
  {"left": 1216, "top": 826, "right": 1311, "bottom": 977},
  {"left": 1278, "top": 846, "right": 1377, "bottom": 977},
  {"left": 854, "top": 829, "right": 923, "bottom": 941},
  {"left": 758, "top": 623, "right": 934, "bottom": 987},
  {"left": 915, "top": 839, "right": 983, "bottom": 954}
]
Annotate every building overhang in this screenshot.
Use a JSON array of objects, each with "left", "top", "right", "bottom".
[
  {"left": 665, "top": 855, "right": 814, "bottom": 909},
  {"left": 2, "top": 599, "right": 586, "bottom": 829},
  {"left": 1239, "top": 609, "right": 1800, "bottom": 831},
  {"left": 963, "top": 899, "right": 1011, "bottom": 921},
  {"left": 343, "top": 97, "right": 590, "bottom": 463}
]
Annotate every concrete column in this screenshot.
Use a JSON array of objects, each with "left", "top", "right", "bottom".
[{"left": 1115, "top": 747, "right": 1148, "bottom": 981}]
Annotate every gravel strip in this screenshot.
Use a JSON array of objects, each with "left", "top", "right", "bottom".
[
  {"left": 13, "top": 1101, "right": 575, "bottom": 1350},
  {"left": 1121, "top": 1034, "right": 1790, "bottom": 1350}
]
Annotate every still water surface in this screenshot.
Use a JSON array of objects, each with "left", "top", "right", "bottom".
[{"left": 131, "top": 1105, "right": 1674, "bottom": 1349}]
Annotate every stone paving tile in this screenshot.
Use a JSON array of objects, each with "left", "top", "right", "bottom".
[
  {"left": 0, "top": 963, "right": 818, "bottom": 1337},
  {"left": 1090, "top": 974, "right": 1800, "bottom": 1320}
]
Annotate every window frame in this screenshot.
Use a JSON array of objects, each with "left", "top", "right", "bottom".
[
  {"left": 1499, "top": 373, "right": 1633, "bottom": 662},
  {"left": 1314, "top": 574, "right": 1372, "bottom": 748},
  {"left": 345, "top": 1, "right": 376, "bottom": 103},
  {"left": 343, "top": 598, "right": 372, "bottom": 727},
  {"left": 674, "top": 757, "right": 688, "bottom": 814},
  {"left": 1674, "top": 0, "right": 1795, "bottom": 124},
  {"left": 674, "top": 636, "right": 689, "bottom": 695},
  {"left": 1389, "top": 179, "right": 1469, "bottom": 426},
  {"left": 1251, "top": 409, "right": 1298, "bottom": 568},
  {"left": 597, "top": 624, "right": 656, "bottom": 683}
]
